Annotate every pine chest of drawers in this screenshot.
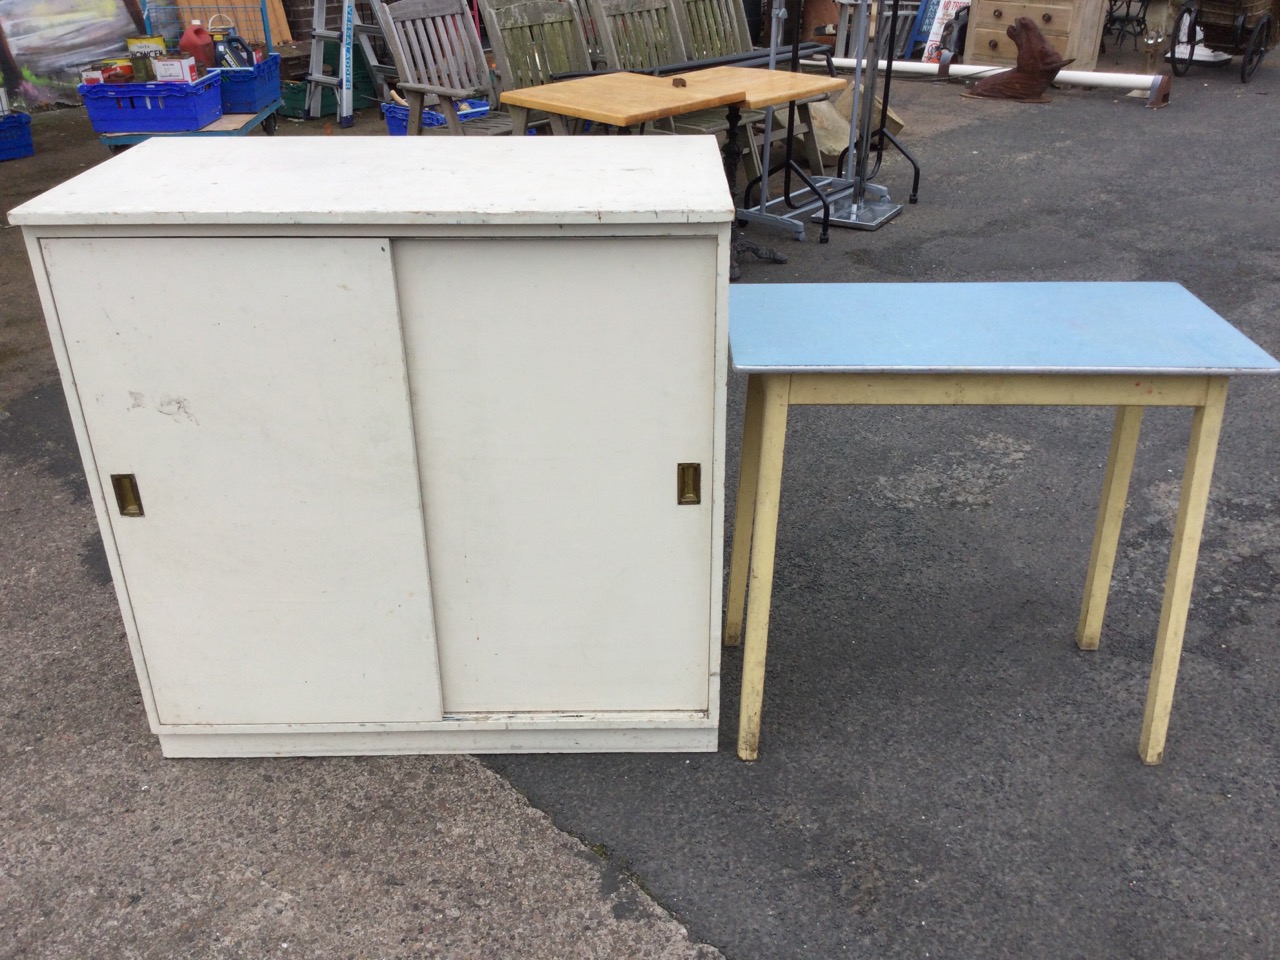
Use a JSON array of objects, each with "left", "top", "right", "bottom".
[{"left": 965, "top": 0, "right": 1108, "bottom": 72}]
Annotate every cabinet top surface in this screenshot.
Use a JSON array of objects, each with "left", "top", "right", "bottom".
[
  {"left": 729, "top": 283, "right": 1280, "bottom": 375},
  {"left": 9, "top": 137, "right": 734, "bottom": 227}
]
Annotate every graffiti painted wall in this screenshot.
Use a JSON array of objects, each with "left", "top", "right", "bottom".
[{"left": 0, "top": 0, "right": 144, "bottom": 105}]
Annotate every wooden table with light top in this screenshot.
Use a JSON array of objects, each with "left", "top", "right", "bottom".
[
  {"left": 500, "top": 71, "right": 750, "bottom": 134},
  {"left": 499, "top": 65, "right": 844, "bottom": 139},
  {"left": 500, "top": 66, "right": 847, "bottom": 270},
  {"left": 666, "top": 65, "right": 846, "bottom": 114},
  {"left": 726, "top": 281, "right": 1280, "bottom": 763}
]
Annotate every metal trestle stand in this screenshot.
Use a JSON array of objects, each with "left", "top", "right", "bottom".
[
  {"left": 735, "top": 0, "right": 920, "bottom": 240},
  {"left": 821, "top": 0, "right": 920, "bottom": 229}
]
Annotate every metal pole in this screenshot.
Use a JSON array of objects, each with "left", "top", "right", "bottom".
[
  {"left": 753, "top": 0, "right": 787, "bottom": 215},
  {"left": 821, "top": 56, "right": 1173, "bottom": 97},
  {"left": 844, "top": 0, "right": 869, "bottom": 173}
]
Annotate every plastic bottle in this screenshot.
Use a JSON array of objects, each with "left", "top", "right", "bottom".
[
  {"left": 179, "top": 20, "right": 216, "bottom": 68},
  {"left": 214, "top": 34, "right": 254, "bottom": 68}
]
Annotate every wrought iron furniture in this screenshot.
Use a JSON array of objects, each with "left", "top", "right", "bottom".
[{"left": 1169, "top": 0, "right": 1275, "bottom": 82}]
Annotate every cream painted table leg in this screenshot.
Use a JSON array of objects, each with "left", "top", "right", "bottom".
[
  {"left": 1139, "top": 378, "right": 1229, "bottom": 764},
  {"left": 725, "top": 374, "right": 766, "bottom": 647},
  {"left": 1077, "top": 405, "right": 1144, "bottom": 650},
  {"left": 737, "top": 374, "right": 792, "bottom": 761}
]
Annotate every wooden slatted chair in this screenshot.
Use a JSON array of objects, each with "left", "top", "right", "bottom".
[
  {"left": 373, "top": 0, "right": 514, "bottom": 135},
  {"left": 587, "top": 0, "right": 686, "bottom": 71},
  {"left": 478, "top": 0, "right": 596, "bottom": 94},
  {"left": 676, "top": 0, "right": 751, "bottom": 61},
  {"left": 566, "top": 0, "right": 608, "bottom": 65},
  {"left": 673, "top": 0, "right": 827, "bottom": 173},
  {"left": 585, "top": 0, "right": 762, "bottom": 172}
]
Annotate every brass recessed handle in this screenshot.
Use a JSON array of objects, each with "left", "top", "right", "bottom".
[
  {"left": 677, "top": 463, "right": 701, "bottom": 505},
  {"left": 111, "top": 474, "right": 144, "bottom": 517}
]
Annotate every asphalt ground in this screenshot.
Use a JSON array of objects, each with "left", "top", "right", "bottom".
[
  {"left": 3, "top": 46, "right": 1279, "bottom": 959},
  {"left": 487, "top": 53, "right": 1280, "bottom": 960}
]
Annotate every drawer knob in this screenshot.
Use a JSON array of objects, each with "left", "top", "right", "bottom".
[
  {"left": 992, "top": 7, "right": 1002, "bottom": 16},
  {"left": 988, "top": 37, "right": 999, "bottom": 48},
  {"left": 1042, "top": 12, "right": 1052, "bottom": 22}
]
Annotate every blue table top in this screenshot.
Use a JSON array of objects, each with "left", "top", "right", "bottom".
[{"left": 729, "top": 282, "right": 1280, "bottom": 375}]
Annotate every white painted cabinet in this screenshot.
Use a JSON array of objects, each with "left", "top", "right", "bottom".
[{"left": 13, "top": 137, "right": 732, "bottom": 757}]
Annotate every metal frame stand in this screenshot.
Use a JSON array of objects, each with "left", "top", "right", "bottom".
[
  {"left": 821, "top": 0, "right": 905, "bottom": 229},
  {"left": 736, "top": 0, "right": 920, "bottom": 238},
  {"left": 735, "top": 0, "right": 841, "bottom": 243}
]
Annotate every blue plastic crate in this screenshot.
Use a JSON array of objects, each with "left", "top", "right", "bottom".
[
  {"left": 216, "top": 53, "right": 281, "bottom": 114},
  {"left": 79, "top": 74, "right": 223, "bottom": 134},
  {"left": 0, "top": 112, "right": 34, "bottom": 161},
  {"left": 381, "top": 99, "right": 489, "bottom": 135}
]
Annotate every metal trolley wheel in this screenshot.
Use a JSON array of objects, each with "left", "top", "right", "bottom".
[
  {"left": 1170, "top": 4, "right": 1199, "bottom": 75},
  {"left": 1241, "top": 12, "right": 1273, "bottom": 80}
]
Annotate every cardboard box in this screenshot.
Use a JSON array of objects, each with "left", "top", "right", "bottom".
[{"left": 152, "top": 55, "right": 198, "bottom": 83}]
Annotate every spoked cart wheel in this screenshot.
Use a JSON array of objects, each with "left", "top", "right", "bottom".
[
  {"left": 1241, "top": 13, "right": 1273, "bottom": 82},
  {"left": 1171, "top": 5, "right": 1199, "bottom": 75}
]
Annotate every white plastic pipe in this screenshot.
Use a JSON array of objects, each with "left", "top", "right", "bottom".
[{"left": 811, "top": 57, "right": 1172, "bottom": 105}]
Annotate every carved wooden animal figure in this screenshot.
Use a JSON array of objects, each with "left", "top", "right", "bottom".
[{"left": 967, "top": 16, "right": 1074, "bottom": 102}]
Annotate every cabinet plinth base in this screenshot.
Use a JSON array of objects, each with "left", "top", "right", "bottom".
[{"left": 158, "top": 720, "right": 718, "bottom": 757}]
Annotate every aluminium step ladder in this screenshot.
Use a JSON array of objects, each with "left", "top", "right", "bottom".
[{"left": 304, "top": 0, "right": 396, "bottom": 125}]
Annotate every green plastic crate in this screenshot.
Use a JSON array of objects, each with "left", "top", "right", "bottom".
[
  {"left": 279, "top": 80, "right": 378, "bottom": 118},
  {"left": 277, "top": 45, "right": 377, "bottom": 119}
]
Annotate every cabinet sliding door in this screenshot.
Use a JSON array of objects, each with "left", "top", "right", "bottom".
[
  {"left": 395, "top": 237, "right": 718, "bottom": 714},
  {"left": 42, "top": 237, "right": 442, "bottom": 726}
]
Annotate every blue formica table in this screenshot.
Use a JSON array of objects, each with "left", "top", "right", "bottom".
[{"left": 727, "top": 282, "right": 1280, "bottom": 763}]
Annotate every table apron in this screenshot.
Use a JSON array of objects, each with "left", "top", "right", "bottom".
[{"left": 781, "top": 372, "right": 1217, "bottom": 407}]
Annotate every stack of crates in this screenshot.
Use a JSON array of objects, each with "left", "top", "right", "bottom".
[
  {"left": 80, "top": 74, "right": 224, "bottom": 133},
  {"left": 77, "top": 55, "right": 280, "bottom": 135},
  {"left": 380, "top": 100, "right": 490, "bottom": 134},
  {"left": 0, "top": 89, "right": 35, "bottom": 162},
  {"left": 218, "top": 52, "right": 282, "bottom": 113}
]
